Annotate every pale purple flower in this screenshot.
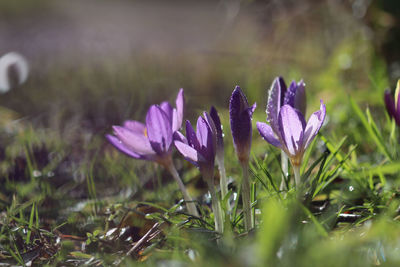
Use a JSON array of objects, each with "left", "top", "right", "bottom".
[
  {"left": 257, "top": 77, "right": 325, "bottom": 167},
  {"left": 384, "top": 79, "right": 400, "bottom": 126},
  {"left": 106, "top": 89, "right": 184, "bottom": 167},
  {"left": 106, "top": 89, "right": 200, "bottom": 216},
  {"left": 229, "top": 86, "right": 256, "bottom": 164}
]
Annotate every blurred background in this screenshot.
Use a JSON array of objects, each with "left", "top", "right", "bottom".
[{"left": 0, "top": 0, "right": 398, "bottom": 131}]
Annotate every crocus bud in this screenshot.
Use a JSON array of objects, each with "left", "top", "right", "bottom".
[{"left": 229, "top": 86, "right": 256, "bottom": 164}]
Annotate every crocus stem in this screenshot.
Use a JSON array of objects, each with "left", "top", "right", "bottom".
[
  {"left": 240, "top": 162, "right": 253, "bottom": 232},
  {"left": 280, "top": 151, "right": 288, "bottom": 190},
  {"left": 166, "top": 163, "right": 199, "bottom": 217},
  {"left": 206, "top": 178, "right": 224, "bottom": 234},
  {"left": 216, "top": 156, "right": 229, "bottom": 212},
  {"left": 293, "top": 164, "right": 301, "bottom": 187}
]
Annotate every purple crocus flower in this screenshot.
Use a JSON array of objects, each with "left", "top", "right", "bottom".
[
  {"left": 266, "top": 77, "right": 306, "bottom": 134},
  {"left": 106, "top": 89, "right": 184, "bottom": 167},
  {"left": 174, "top": 112, "right": 224, "bottom": 233},
  {"left": 229, "top": 86, "right": 256, "bottom": 164},
  {"left": 106, "top": 89, "right": 199, "bottom": 216},
  {"left": 257, "top": 77, "right": 326, "bottom": 185},
  {"left": 384, "top": 79, "right": 400, "bottom": 126},
  {"left": 264, "top": 77, "right": 307, "bottom": 188},
  {"left": 174, "top": 112, "right": 217, "bottom": 178},
  {"left": 257, "top": 102, "right": 326, "bottom": 166}
]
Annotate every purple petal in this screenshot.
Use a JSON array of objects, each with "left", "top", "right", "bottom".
[
  {"left": 249, "top": 102, "right": 257, "bottom": 115},
  {"left": 256, "top": 122, "right": 282, "bottom": 148},
  {"left": 196, "top": 116, "right": 212, "bottom": 148},
  {"left": 113, "top": 126, "right": 155, "bottom": 156},
  {"left": 145, "top": 105, "right": 173, "bottom": 155},
  {"left": 196, "top": 116, "right": 215, "bottom": 164},
  {"left": 203, "top": 111, "right": 217, "bottom": 154},
  {"left": 160, "top": 101, "right": 173, "bottom": 124},
  {"left": 174, "top": 140, "right": 200, "bottom": 163},
  {"left": 303, "top": 100, "right": 326, "bottom": 149},
  {"left": 106, "top": 134, "right": 142, "bottom": 159},
  {"left": 173, "top": 131, "right": 188, "bottom": 144},
  {"left": 267, "top": 77, "right": 286, "bottom": 132},
  {"left": 210, "top": 106, "right": 223, "bottom": 151},
  {"left": 172, "top": 88, "right": 185, "bottom": 131},
  {"left": 186, "top": 120, "right": 200, "bottom": 150},
  {"left": 123, "top": 120, "right": 146, "bottom": 134},
  {"left": 384, "top": 89, "right": 396, "bottom": 119},
  {"left": 278, "top": 105, "right": 306, "bottom": 156},
  {"left": 284, "top": 80, "right": 307, "bottom": 115}
]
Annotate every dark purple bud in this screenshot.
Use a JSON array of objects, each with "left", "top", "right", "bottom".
[
  {"left": 385, "top": 82, "right": 400, "bottom": 126},
  {"left": 229, "top": 86, "right": 256, "bottom": 164},
  {"left": 384, "top": 89, "right": 396, "bottom": 119}
]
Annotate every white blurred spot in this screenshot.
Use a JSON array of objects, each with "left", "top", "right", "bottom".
[
  {"left": 32, "top": 170, "right": 42, "bottom": 177},
  {"left": 0, "top": 52, "right": 29, "bottom": 93},
  {"left": 186, "top": 249, "right": 198, "bottom": 261},
  {"left": 349, "top": 185, "right": 354, "bottom": 192}
]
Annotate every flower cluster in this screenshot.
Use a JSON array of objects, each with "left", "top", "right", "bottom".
[{"left": 107, "top": 76, "right": 327, "bottom": 234}]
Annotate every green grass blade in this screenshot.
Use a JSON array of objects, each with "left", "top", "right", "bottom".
[
  {"left": 349, "top": 97, "right": 392, "bottom": 160},
  {"left": 299, "top": 203, "right": 328, "bottom": 237},
  {"left": 26, "top": 203, "right": 35, "bottom": 244}
]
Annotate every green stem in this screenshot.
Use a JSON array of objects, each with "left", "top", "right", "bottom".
[
  {"left": 280, "top": 151, "right": 288, "bottom": 190},
  {"left": 216, "top": 156, "right": 229, "bottom": 211},
  {"left": 207, "top": 179, "right": 224, "bottom": 234},
  {"left": 241, "top": 162, "right": 253, "bottom": 232},
  {"left": 166, "top": 163, "right": 199, "bottom": 217},
  {"left": 293, "top": 164, "right": 301, "bottom": 187}
]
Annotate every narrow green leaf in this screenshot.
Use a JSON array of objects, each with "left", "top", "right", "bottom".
[
  {"left": 349, "top": 97, "right": 392, "bottom": 160},
  {"left": 300, "top": 203, "right": 328, "bottom": 237},
  {"left": 26, "top": 203, "right": 35, "bottom": 244}
]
